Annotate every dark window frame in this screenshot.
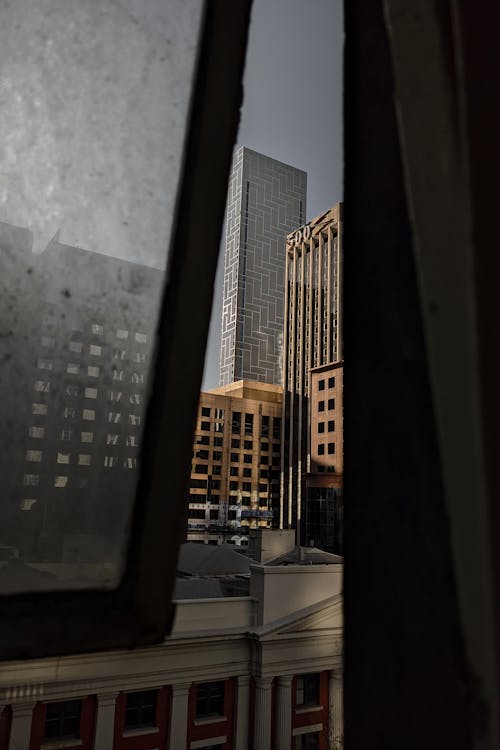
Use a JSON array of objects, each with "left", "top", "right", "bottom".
[
  {"left": 124, "top": 690, "right": 158, "bottom": 730},
  {"left": 0, "top": 0, "right": 252, "bottom": 661}
]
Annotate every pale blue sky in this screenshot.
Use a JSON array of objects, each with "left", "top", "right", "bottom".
[{"left": 202, "top": 0, "right": 344, "bottom": 389}]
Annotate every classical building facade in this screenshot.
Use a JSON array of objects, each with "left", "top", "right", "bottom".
[
  {"left": 0, "top": 533, "right": 343, "bottom": 750},
  {"left": 187, "top": 381, "right": 283, "bottom": 545},
  {"left": 219, "top": 147, "right": 307, "bottom": 387},
  {"left": 280, "top": 206, "right": 343, "bottom": 543},
  {"left": 0, "top": 220, "right": 163, "bottom": 571}
]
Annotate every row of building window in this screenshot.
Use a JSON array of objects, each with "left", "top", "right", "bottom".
[
  {"left": 23, "top": 458, "right": 138, "bottom": 485},
  {"left": 317, "top": 376, "right": 335, "bottom": 390},
  {"left": 317, "top": 398, "right": 335, "bottom": 412},
  {"left": 43, "top": 326, "right": 148, "bottom": 342},
  {"left": 318, "top": 420, "right": 335, "bottom": 433},
  {"left": 317, "top": 443, "right": 335, "bottom": 455}
]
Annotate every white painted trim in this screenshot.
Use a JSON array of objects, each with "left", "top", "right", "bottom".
[
  {"left": 295, "top": 705, "right": 323, "bottom": 715},
  {"left": 190, "top": 736, "right": 227, "bottom": 748},
  {"left": 292, "top": 723, "right": 323, "bottom": 736},
  {"left": 122, "top": 726, "right": 160, "bottom": 737},
  {"left": 194, "top": 715, "right": 227, "bottom": 726}
]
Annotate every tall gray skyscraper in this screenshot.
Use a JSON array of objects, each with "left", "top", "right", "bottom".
[{"left": 219, "top": 147, "right": 307, "bottom": 386}]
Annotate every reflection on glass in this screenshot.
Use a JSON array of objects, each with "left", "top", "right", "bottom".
[{"left": 0, "top": 0, "right": 204, "bottom": 593}]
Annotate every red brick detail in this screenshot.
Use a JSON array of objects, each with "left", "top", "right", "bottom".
[
  {"left": 29, "top": 696, "right": 97, "bottom": 750},
  {"left": 0, "top": 706, "right": 11, "bottom": 750},
  {"left": 187, "top": 678, "right": 236, "bottom": 749},
  {"left": 291, "top": 672, "right": 329, "bottom": 750},
  {"left": 113, "top": 688, "right": 169, "bottom": 750}
]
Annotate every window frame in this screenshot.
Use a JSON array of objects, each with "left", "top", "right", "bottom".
[{"left": 0, "top": 0, "right": 252, "bottom": 661}]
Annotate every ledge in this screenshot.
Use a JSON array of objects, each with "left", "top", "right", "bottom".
[
  {"left": 122, "top": 726, "right": 159, "bottom": 738},
  {"left": 193, "top": 715, "right": 227, "bottom": 726}
]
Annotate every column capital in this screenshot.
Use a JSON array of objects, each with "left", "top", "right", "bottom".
[
  {"left": 97, "top": 691, "right": 119, "bottom": 707},
  {"left": 172, "top": 682, "right": 191, "bottom": 698},
  {"left": 10, "top": 700, "right": 37, "bottom": 716},
  {"left": 276, "top": 675, "right": 293, "bottom": 689},
  {"left": 237, "top": 674, "right": 251, "bottom": 689},
  {"left": 330, "top": 666, "right": 343, "bottom": 680},
  {"left": 255, "top": 676, "right": 273, "bottom": 691}
]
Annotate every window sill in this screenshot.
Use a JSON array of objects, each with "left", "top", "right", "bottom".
[
  {"left": 295, "top": 705, "right": 324, "bottom": 715},
  {"left": 122, "top": 726, "right": 159, "bottom": 738},
  {"left": 193, "top": 715, "right": 227, "bottom": 726},
  {"left": 41, "top": 740, "right": 83, "bottom": 750}
]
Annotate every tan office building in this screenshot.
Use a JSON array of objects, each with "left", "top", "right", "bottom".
[
  {"left": 280, "top": 205, "right": 343, "bottom": 544},
  {"left": 187, "top": 381, "right": 283, "bottom": 546}
]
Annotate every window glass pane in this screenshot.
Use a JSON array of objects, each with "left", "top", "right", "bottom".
[{"left": 0, "top": 0, "right": 204, "bottom": 593}]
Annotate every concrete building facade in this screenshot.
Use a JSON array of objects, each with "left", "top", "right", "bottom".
[
  {"left": 280, "top": 206, "right": 343, "bottom": 543},
  {"left": 187, "top": 381, "right": 282, "bottom": 546},
  {"left": 0, "top": 533, "right": 343, "bottom": 750},
  {"left": 0, "top": 221, "right": 163, "bottom": 572},
  {"left": 219, "top": 147, "right": 307, "bottom": 387}
]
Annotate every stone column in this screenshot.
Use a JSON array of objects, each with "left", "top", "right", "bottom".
[
  {"left": 275, "top": 675, "right": 292, "bottom": 750},
  {"left": 169, "top": 683, "right": 190, "bottom": 750},
  {"left": 234, "top": 675, "right": 250, "bottom": 750},
  {"left": 329, "top": 668, "right": 343, "bottom": 750},
  {"left": 9, "top": 701, "right": 36, "bottom": 750},
  {"left": 94, "top": 692, "right": 119, "bottom": 750},
  {"left": 253, "top": 677, "right": 272, "bottom": 750}
]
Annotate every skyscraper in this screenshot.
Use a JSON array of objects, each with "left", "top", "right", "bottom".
[
  {"left": 219, "top": 147, "right": 307, "bottom": 387},
  {"left": 280, "top": 204, "right": 343, "bottom": 543}
]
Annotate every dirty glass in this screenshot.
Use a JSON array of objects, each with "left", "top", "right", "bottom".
[{"left": 0, "top": 0, "right": 204, "bottom": 592}]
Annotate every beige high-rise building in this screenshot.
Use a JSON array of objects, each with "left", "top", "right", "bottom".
[
  {"left": 280, "top": 205, "right": 343, "bottom": 545},
  {"left": 187, "top": 380, "right": 283, "bottom": 546}
]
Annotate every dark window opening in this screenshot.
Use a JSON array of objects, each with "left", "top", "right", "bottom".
[{"left": 125, "top": 690, "right": 157, "bottom": 730}]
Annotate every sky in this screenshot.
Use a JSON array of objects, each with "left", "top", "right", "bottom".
[{"left": 202, "top": 0, "right": 344, "bottom": 389}]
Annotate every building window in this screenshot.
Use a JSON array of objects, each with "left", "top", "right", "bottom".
[
  {"left": 243, "top": 454, "right": 252, "bottom": 464},
  {"left": 26, "top": 450, "right": 42, "bottom": 462},
  {"left": 261, "top": 415, "right": 269, "bottom": 437},
  {"left": 214, "top": 408, "right": 225, "bottom": 419},
  {"left": 88, "top": 365, "right": 100, "bottom": 377},
  {"left": 318, "top": 379, "right": 325, "bottom": 391},
  {"left": 212, "top": 465, "right": 221, "bottom": 475},
  {"left": 124, "top": 689, "right": 157, "bottom": 729},
  {"left": 295, "top": 732, "right": 320, "bottom": 750},
  {"left": 81, "top": 432, "right": 93, "bottom": 443},
  {"left": 231, "top": 439, "right": 240, "bottom": 449},
  {"left": 85, "top": 387, "right": 98, "bottom": 400},
  {"left": 261, "top": 441, "right": 268, "bottom": 452},
  {"left": 69, "top": 341, "right": 82, "bottom": 353},
  {"left": 328, "top": 420, "right": 335, "bottom": 432},
  {"left": 244, "top": 413, "right": 253, "bottom": 435},
  {"left": 229, "top": 481, "right": 238, "bottom": 491},
  {"left": 32, "top": 403, "right": 48, "bottom": 415},
  {"left": 244, "top": 440, "right": 253, "bottom": 450},
  {"left": 211, "top": 479, "right": 221, "bottom": 489},
  {"left": 195, "top": 449, "right": 209, "bottom": 460},
  {"left": 318, "top": 444, "right": 325, "bottom": 456},
  {"left": 261, "top": 455, "right": 269, "bottom": 465},
  {"left": 328, "top": 398, "right": 335, "bottom": 410},
  {"left": 34, "top": 380, "right": 50, "bottom": 393},
  {"left": 116, "top": 329, "right": 128, "bottom": 339},
  {"left": 214, "top": 421, "right": 224, "bottom": 433},
  {"left": 201, "top": 406, "right": 211, "bottom": 417},
  {"left": 44, "top": 700, "right": 81, "bottom": 740},
  {"left": 78, "top": 454, "right": 91, "bottom": 466},
  {"left": 230, "top": 453, "right": 239, "bottom": 463},
  {"left": 232, "top": 411, "right": 241, "bottom": 434},
  {"left": 196, "top": 681, "right": 225, "bottom": 718},
  {"left": 194, "top": 464, "right": 208, "bottom": 474},
  {"left": 82, "top": 409, "right": 95, "bottom": 421},
  {"left": 318, "top": 401, "right": 325, "bottom": 412},
  {"left": 57, "top": 453, "right": 70, "bottom": 464},
  {"left": 213, "top": 436, "right": 223, "bottom": 447},
  {"left": 23, "top": 474, "right": 39, "bottom": 486},
  {"left": 230, "top": 467, "right": 238, "bottom": 476},
  {"left": 107, "top": 434, "right": 119, "bottom": 446},
  {"left": 89, "top": 344, "right": 102, "bottom": 356},
  {"left": 272, "top": 417, "right": 281, "bottom": 440},
  {"left": 318, "top": 422, "right": 325, "bottom": 434},
  {"left": 296, "top": 673, "right": 321, "bottom": 708},
  {"left": 54, "top": 476, "right": 68, "bottom": 488},
  {"left": 196, "top": 435, "right": 210, "bottom": 445},
  {"left": 91, "top": 324, "right": 104, "bottom": 335},
  {"left": 328, "top": 443, "right": 335, "bottom": 455},
  {"left": 201, "top": 421, "right": 211, "bottom": 431},
  {"left": 243, "top": 468, "right": 251, "bottom": 477},
  {"left": 37, "top": 358, "right": 53, "bottom": 370},
  {"left": 67, "top": 363, "right": 80, "bottom": 375},
  {"left": 328, "top": 376, "right": 335, "bottom": 388},
  {"left": 243, "top": 482, "right": 251, "bottom": 492},
  {"left": 212, "top": 451, "right": 222, "bottom": 462},
  {"left": 135, "top": 332, "right": 147, "bottom": 344}
]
